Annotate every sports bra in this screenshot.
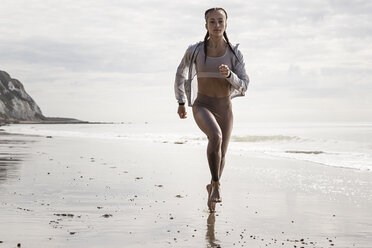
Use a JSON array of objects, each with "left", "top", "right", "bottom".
[{"left": 195, "top": 47, "right": 233, "bottom": 78}]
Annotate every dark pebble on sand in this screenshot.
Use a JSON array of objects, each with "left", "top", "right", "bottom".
[
  {"left": 54, "top": 213, "right": 74, "bottom": 217},
  {"left": 46, "top": 136, "right": 52, "bottom": 138},
  {"left": 175, "top": 194, "right": 183, "bottom": 198},
  {"left": 70, "top": 232, "right": 76, "bottom": 235},
  {"left": 17, "top": 207, "right": 32, "bottom": 212},
  {"left": 174, "top": 141, "right": 185, "bottom": 144},
  {"left": 17, "top": 244, "right": 21, "bottom": 247},
  {"left": 102, "top": 214, "right": 113, "bottom": 218}
]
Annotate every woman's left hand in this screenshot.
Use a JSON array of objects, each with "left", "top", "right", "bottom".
[{"left": 219, "top": 64, "right": 231, "bottom": 78}]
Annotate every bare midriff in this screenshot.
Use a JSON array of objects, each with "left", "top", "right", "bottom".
[{"left": 197, "top": 77, "right": 230, "bottom": 97}]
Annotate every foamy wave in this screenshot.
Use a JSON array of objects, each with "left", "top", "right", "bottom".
[
  {"left": 285, "top": 150, "right": 324, "bottom": 154},
  {"left": 231, "top": 135, "right": 300, "bottom": 142},
  {"left": 266, "top": 150, "right": 372, "bottom": 171},
  {"left": 2, "top": 123, "right": 372, "bottom": 172}
]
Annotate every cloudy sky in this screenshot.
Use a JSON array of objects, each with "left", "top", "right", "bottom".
[{"left": 1, "top": 0, "right": 371, "bottom": 123}]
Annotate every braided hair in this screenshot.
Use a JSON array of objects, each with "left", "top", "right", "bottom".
[{"left": 204, "top": 7, "right": 240, "bottom": 63}]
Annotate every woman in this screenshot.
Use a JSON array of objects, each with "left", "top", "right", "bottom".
[{"left": 174, "top": 7, "right": 249, "bottom": 212}]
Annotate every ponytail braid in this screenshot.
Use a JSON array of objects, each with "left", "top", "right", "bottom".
[
  {"left": 204, "top": 31, "right": 209, "bottom": 63},
  {"left": 223, "top": 31, "right": 240, "bottom": 63}
]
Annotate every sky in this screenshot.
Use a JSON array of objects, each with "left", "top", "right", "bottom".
[{"left": 1, "top": 0, "right": 371, "bottom": 123}]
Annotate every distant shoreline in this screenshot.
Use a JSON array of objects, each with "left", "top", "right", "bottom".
[
  {"left": 0, "top": 120, "right": 117, "bottom": 126},
  {"left": 0, "top": 117, "right": 118, "bottom": 126},
  {"left": 0, "top": 117, "right": 81, "bottom": 126},
  {"left": 0, "top": 117, "right": 146, "bottom": 126}
]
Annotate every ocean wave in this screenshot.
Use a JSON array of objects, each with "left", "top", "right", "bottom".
[
  {"left": 231, "top": 135, "right": 300, "bottom": 142},
  {"left": 266, "top": 150, "right": 372, "bottom": 171},
  {"left": 285, "top": 150, "right": 324, "bottom": 154},
  {"left": 2, "top": 123, "right": 372, "bottom": 172}
]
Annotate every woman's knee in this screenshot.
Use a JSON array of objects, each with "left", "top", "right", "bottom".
[{"left": 208, "top": 132, "right": 223, "bottom": 147}]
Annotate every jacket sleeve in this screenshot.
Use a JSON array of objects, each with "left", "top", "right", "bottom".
[
  {"left": 226, "top": 48, "right": 249, "bottom": 95},
  {"left": 174, "top": 45, "right": 193, "bottom": 104}
]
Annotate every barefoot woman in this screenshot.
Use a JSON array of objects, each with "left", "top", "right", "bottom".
[{"left": 174, "top": 7, "right": 249, "bottom": 212}]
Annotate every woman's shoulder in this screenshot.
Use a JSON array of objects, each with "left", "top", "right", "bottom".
[
  {"left": 230, "top": 43, "right": 241, "bottom": 52},
  {"left": 181, "top": 41, "right": 203, "bottom": 60},
  {"left": 186, "top": 41, "right": 203, "bottom": 52},
  {"left": 230, "top": 43, "right": 245, "bottom": 59}
]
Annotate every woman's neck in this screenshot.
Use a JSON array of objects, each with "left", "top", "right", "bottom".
[{"left": 207, "top": 36, "right": 226, "bottom": 48}]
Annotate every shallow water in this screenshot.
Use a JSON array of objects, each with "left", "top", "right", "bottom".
[
  {"left": 3, "top": 121, "right": 372, "bottom": 171},
  {"left": 0, "top": 129, "right": 372, "bottom": 247}
]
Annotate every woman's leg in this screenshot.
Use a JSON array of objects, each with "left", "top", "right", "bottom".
[
  {"left": 215, "top": 103, "right": 233, "bottom": 179},
  {"left": 192, "top": 105, "right": 222, "bottom": 182}
]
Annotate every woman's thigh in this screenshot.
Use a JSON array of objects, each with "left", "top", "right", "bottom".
[
  {"left": 215, "top": 103, "right": 233, "bottom": 151},
  {"left": 192, "top": 105, "right": 222, "bottom": 138}
]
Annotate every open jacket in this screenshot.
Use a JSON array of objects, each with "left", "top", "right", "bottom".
[{"left": 174, "top": 41, "right": 249, "bottom": 106}]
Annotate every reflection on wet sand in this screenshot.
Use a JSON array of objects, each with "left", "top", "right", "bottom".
[
  {"left": 206, "top": 213, "right": 221, "bottom": 248},
  {"left": 0, "top": 154, "right": 22, "bottom": 181},
  {"left": 0, "top": 132, "right": 33, "bottom": 182}
]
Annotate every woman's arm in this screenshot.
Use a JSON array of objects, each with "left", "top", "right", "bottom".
[
  {"left": 225, "top": 48, "right": 249, "bottom": 95},
  {"left": 174, "top": 45, "right": 194, "bottom": 105}
]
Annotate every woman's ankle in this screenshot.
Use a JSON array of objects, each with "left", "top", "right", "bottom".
[{"left": 211, "top": 180, "right": 220, "bottom": 185}]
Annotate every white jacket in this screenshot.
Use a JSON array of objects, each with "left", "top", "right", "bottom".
[{"left": 174, "top": 41, "right": 249, "bottom": 106}]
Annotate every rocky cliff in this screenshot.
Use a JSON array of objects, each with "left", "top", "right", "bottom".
[{"left": 0, "top": 70, "right": 45, "bottom": 121}]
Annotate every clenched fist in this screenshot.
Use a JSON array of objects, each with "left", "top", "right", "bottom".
[{"left": 177, "top": 105, "right": 187, "bottom": 119}]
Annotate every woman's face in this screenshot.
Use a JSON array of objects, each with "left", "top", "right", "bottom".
[{"left": 205, "top": 10, "right": 227, "bottom": 37}]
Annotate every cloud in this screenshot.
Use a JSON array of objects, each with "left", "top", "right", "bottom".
[{"left": 0, "top": 0, "right": 371, "bottom": 122}]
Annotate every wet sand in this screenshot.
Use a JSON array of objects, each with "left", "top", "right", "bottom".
[{"left": 1, "top": 130, "right": 372, "bottom": 247}]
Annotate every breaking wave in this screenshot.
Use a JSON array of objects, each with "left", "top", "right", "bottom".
[{"left": 231, "top": 135, "right": 300, "bottom": 142}]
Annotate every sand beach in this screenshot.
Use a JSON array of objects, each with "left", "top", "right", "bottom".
[{"left": 1, "top": 124, "right": 372, "bottom": 248}]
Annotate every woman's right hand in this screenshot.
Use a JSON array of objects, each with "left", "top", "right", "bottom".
[{"left": 177, "top": 105, "right": 187, "bottom": 119}]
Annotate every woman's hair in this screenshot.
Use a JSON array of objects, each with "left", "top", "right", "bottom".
[{"left": 203, "top": 7, "right": 239, "bottom": 63}]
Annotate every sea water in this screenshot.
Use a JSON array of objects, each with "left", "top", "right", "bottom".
[{"left": 2, "top": 121, "right": 372, "bottom": 171}]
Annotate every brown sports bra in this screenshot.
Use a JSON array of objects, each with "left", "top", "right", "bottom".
[{"left": 195, "top": 47, "right": 233, "bottom": 78}]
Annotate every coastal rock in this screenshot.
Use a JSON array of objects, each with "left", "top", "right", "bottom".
[{"left": 0, "top": 70, "right": 45, "bottom": 121}]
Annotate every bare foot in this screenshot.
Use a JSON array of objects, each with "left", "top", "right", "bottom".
[
  {"left": 210, "top": 181, "right": 222, "bottom": 203},
  {"left": 206, "top": 184, "right": 216, "bottom": 212}
]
